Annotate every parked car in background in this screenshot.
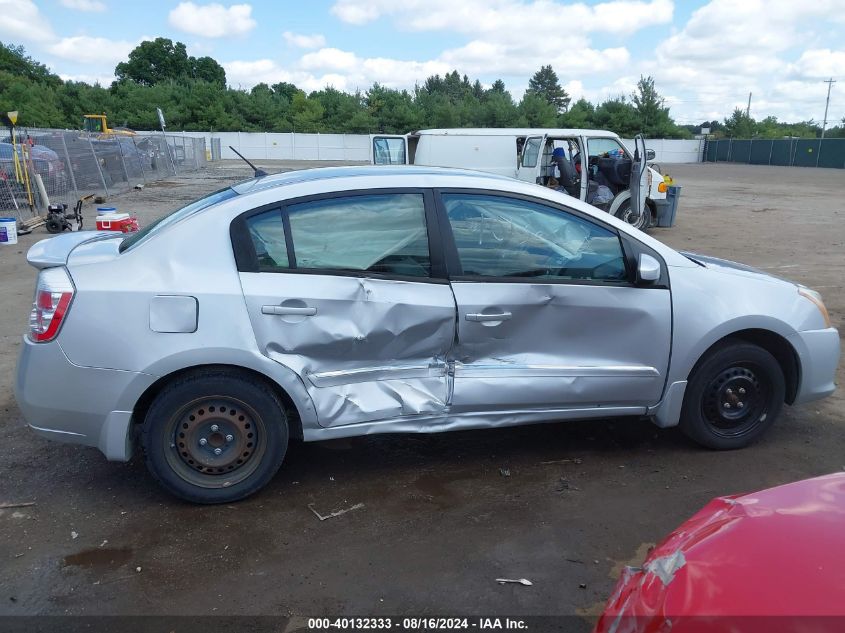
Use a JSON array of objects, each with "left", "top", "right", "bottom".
[
  {"left": 14, "top": 166, "right": 838, "bottom": 503},
  {"left": 594, "top": 473, "right": 845, "bottom": 632}
]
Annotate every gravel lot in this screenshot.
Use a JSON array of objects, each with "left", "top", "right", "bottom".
[{"left": 0, "top": 161, "right": 842, "bottom": 623}]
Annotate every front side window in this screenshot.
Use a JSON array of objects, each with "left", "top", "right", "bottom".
[
  {"left": 442, "top": 194, "right": 627, "bottom": 281},
  {"left": 287, "top": 193, "right": 431, "bottom": 277},
  {"left": 373, "top": 137, "right": 406, "bottom": 165}
]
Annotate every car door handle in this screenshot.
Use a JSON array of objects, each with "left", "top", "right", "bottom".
[
  {"left": 261, "top": 305, "right": 317, "bottom": 316},
  {"left": 465, "top": 312, "right": 512, "bottom": 322}
]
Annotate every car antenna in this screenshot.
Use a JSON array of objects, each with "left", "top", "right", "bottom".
[{"left": 228, "top": 146, "right": 268, "bottom": 177}]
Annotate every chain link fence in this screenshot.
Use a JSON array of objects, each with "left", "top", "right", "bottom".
[{"left": 0, "top": 128, "right": 207, "bottom": 214}]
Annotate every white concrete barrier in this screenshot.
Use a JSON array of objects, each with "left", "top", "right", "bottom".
[{"left": 149, "top": 132, "right": 705, "bottom": 164}]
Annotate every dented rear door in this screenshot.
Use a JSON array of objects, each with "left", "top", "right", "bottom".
[{"left": 236, "top": 190, "right": 456, "bottom": 427}]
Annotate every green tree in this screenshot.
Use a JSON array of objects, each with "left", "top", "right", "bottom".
[
  {"left": 631, "top": 75, "right": 679, "bottom": 138},
  {"left": 526, "top": 65, "right": 570, "bottom": 113},
  {"left": 593, "top": 96, "right": 639, "bottom": 137},
  {"left": 189, "top": 56, "right": 226, "bottom": 86},
  {"left": 115, "top": 38, "right": 191, "bottom": 86},
  {"left": 559, "top": 98, "right": 595, "bottom": 128},
  {"left": 1, "top": 42, "right": 61, "bottom": 85},
  {"left": 517, "top": 92, "right": 558, "bottom": 126},
  {"left": 723, "top": 107, "right": 755, "bottom": 138}
]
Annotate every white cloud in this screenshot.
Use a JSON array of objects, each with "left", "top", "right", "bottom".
[
  {"left": 331, "top": 0, "right": 673, "bottom": 35},
  {"left": 168, "top": 2, "right": 256, "bottom": 38},
  {"left": 59, "top": 0, "right": 107, "bottom": 11},
  {"left": 644, "top": 0, "right": 845, "bottom": 123},
  {"left": 283, "top": 31, "right": 327, "bottom": 49},
  {"left": 0, "top": 0, "right": 55, "bottom": 43},
  {"left": 787, "top": 49, "right": 845, "bottom": 80},
  {"left": 47, "top": 35, "right": 139, "bottom": 64},
  {"left": 59, "top": 72, "right": 115, "bottom": 86}
]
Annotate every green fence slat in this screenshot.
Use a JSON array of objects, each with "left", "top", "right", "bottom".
[
  {"left": 817, "top": 138, "right": 845, "bottom": 168},
  {"left": 730, "top": 140, "right": 751, "bottom": 163},
  {"left": 749, "top": 140, "right": 773, "bottom": 164},
  {"left": 793, "top": 139, "right": 820, "bottom": 167},
  {"left": 770, "top": 140, "right": 791, "bottom": 166}
]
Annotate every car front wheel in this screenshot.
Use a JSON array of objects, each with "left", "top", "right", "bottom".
[
  {"left": 142, "top": 369, "right": 288, "bottom": 503},
  {"left": 680, "top": 341, "right": 785, "bottom": 450}
]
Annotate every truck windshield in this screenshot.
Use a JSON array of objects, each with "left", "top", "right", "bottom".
[{"left": 119, "top": 186, "right": 239, "bottom": 253}]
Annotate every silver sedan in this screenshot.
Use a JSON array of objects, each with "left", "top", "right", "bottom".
[{"left": 15, "top": 167, "right": 839, "bottom": 503}]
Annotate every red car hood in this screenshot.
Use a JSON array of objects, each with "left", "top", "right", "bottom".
[{"left": 595, "top": 473, "right": 845, "bottom": 631}]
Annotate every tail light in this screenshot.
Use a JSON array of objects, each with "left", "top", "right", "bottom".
[{"left": 29, "top": 267, "right": 75, "bottom": 343}]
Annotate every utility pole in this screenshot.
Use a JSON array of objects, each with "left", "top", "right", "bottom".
[
  {"left": 746, "top": 92, "right": 752, "bottom": 117},
  {"left": 821, "top": 78, "right": 836, "bottom": 139}
]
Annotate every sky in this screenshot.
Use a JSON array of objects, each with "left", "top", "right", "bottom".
[{"left": 2, "top": 0, "right": 844, "bottom": 127}]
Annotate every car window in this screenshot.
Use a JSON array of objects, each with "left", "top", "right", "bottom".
[
  {"left": 588, "top": 137, "right": 627, "bottom": 158},
  {"left": 373, "top": 137, "right": 406, "bottom": 165},
  {"left": 246, "top": 209, "right": 289, "bottom": 269},
  {"left": 521, "top": 137, "right": 542, "bottom": 168},
  {"left": 442, "top": 194, "right": 627, "bottom": 281},
  {"left": 287, "top": 193, "right": 431, "bottom": 278}
]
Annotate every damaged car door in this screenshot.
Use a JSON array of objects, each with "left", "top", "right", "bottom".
[
  {"left": 236, "top": 190, "right": 457, "bottom": 427},
  {"left": 438, "top": 191, "right": 671, "bottom": 414}
]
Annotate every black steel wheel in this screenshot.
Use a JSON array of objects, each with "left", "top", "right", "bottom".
[
  {"left": 680, "top": 341, "right": 784, "bottom": 450},
  {"left": 142, "top": 369, "right": 288, "bottom": 503}
]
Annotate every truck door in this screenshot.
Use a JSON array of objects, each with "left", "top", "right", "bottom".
[
  {"left": 629, "top": 134, "right": 648, "bottom": 220},
  {"left": 516, "top": 135, "right": 544, "bottom": 183},
  {"left": 371, "top": 135, "right": 408, "bottom": 165}
]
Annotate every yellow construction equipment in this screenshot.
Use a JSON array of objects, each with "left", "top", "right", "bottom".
[{"left": 82, "top": 114, "right": 136, "bottom": 137}]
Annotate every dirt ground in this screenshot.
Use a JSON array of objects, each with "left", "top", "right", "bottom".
[{"left": 0, "top": 162, "right": 842, "bottom": 623}]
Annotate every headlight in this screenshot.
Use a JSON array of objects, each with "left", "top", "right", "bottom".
[{"left": 798, "top": 287, "right": 831, "bottom": 328}]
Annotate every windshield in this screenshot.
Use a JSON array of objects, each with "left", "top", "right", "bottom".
[{"left": 119, "top": 187, "right": 239, "bottom": 253}]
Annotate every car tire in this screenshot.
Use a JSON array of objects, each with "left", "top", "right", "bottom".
[
  {"left": 141, "top": 369, "right": 288, "bottom": 504},
  {"left": 680, "top": 341, "right": 785, "bottom": 450},
  {"left": 613, "top": 198, "right": 652, "bottom": 230}
]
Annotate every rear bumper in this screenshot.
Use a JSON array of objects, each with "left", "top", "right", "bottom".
[
  {"left": 14, "top": 336, "right": 156, "bottom": 461},
  {"left": 790, "top": 328, "right": 840, "bottom": 405}
]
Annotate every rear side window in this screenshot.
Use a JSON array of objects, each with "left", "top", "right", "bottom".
[
  {"left": 241, "top": 193, "right": 432, "bottom": 278},
  {"left": 289, "top": 193, "right": 430, "bottom": 277}
]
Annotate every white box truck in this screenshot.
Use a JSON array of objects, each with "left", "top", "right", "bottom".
[{"left": 369, "top": 128, "right": 671, "bottom": 230}]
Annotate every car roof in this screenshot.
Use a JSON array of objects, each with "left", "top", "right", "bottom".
[{"left": 230, "top": 165, "right": 513, "bottom": 195}]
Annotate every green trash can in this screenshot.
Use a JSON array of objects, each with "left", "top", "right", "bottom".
[{"left": 656, "top": 185, "right": 681, "bottom": 227}]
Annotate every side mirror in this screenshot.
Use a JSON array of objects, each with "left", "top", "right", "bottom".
[
  {"left": 637, "top": 254, "right": 661, "bottom": 284},
  {"left": 646, "top": 149, "right": 656, "bottom": 161}
]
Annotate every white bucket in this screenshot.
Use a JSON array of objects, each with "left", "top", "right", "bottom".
[{"left": 0, "top": 217, "right": 17, "bottom": 245}]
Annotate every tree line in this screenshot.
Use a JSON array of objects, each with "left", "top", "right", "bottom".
[{"left": 1, "top": 38, "right": 841, "bottom": 139}]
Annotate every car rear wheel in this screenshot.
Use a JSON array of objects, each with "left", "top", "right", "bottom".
[
  {"left": 680, "top": 341, "right": 785, "bottom": 450},
  {"left": 613, "top": 198, "right": 652, "bottom": 230},
  {"left": 142, "top": 369, "right": 288, "bottom": 503}
]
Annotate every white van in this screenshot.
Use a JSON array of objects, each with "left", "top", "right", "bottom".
[{"left": 369, "top": 128, "right": 670, "bottom": 229}]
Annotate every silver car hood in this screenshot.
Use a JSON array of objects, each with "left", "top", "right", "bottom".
[
  {"left": 680, "top": 251, "right": 794, "bottom": 287},
  {"left": 27, "top": 231, "right": 121, "bottom": 269}
]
